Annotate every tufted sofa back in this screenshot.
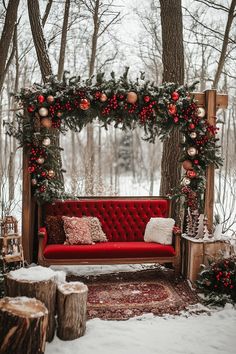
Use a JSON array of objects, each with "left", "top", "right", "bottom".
[{"left": 44, "top": 198, "right": 171, "bottom": 242}]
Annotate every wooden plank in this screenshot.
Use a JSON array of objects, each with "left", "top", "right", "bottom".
[
  {"left": 192, "top": 92, "right": 228, "bottom": 109},
  {"left": 204, "top": 90, "right": 217, "bottom": 233}
]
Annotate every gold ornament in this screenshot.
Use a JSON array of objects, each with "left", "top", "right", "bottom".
[
  {"left": 127, "top": 91, "right": 138, "bottom": 104},
  {"left": 36, "top": 157, "right": 45, "bottom": 164},
  {"left": 47, "top": 95, "right": 55, "bottom": 103},
  {"left": 187, "top": 147, "right": 198, "bottom": 157},
  {"left": 41, "top": 118, "right": 52, "bottom": 128},
  {"left": 100, "top": 93, "right": 108, "bottom": 102},
  {"left": 190, "top": 132, "right": 197, "bottom": 139},
  {"left": 197, "top": 107, "right": 205, "bottom": 118},
  {"left": 47, "top": 169, "right": 55, "bottom": 178},
  {"left": 182, "top": 160, "right": 193, "bottom": 170},
  {"left": 42, "top": 137, "right": 51, "bottom": 146},
  {"left": 38, "top": 107, "right": 49, "bottom": 117}
]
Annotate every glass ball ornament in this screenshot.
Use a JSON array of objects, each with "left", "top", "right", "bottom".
[
  {"left": 168, "top": 103, "right": 177, "bottom": 115},
  {"left": 47, "top": 95, "right": 54, "bottom": 103},
  {"left": 37, "top": 95, "right": 45, "bottom": 103},
  {"left": 127, "top": 91, "right": 138, "bottom": 104},
  {"left": 42, "top": 137, "right": 51, "bottom": 146},
  {"left": 190, "top": 132, "right": 197, "bottom": 139},
  {"left": 47, "top": 169, "right": 55, "bottom": 178},
  {"left": 41, "top": 118, "right": 52, "bottom": 128},
  {"left": 182, "top": 160, "right": 193, "bottom": 170},
  {"left": 100, "top": 93, "right": 108, "bottom": 102},
  {"left": 79, "top": 98, "right": 90, "bottom": 110},
  {"left": 36, "top": 157, "right": 45, "bottom": 164},
  {"left": 197, "top": 107, "right": 205, "bottom": 118},
  {"left": 38, "top": 107, "right": 49, "bottom": 117},
  {"left": 187, "top": 147, "right": 198, "bottom": 157},
  {"left": 181, "top": 177, "right": 191, "bottom": 186},
  {"left": 187, "top": 170, "right": 197, "bottom": 179}
]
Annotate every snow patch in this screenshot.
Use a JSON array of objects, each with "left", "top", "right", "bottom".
[{"left": 9, "top": 265, "right": 56, "bottom": 282}]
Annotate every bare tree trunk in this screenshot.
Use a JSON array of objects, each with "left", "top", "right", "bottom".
[
  {"left": 42, "top": 0, "right": 53, "bottom": 27},
  {"left": 57, "top": 0, "right": 71, "bottom": 81},
  {"left": 0, "top": 0, "right": 20, "bottom": 92},
  {"left": 159, "top": 0, "right": 184, "bottom": 222},
  {"left": 27, "top": 0, "right": 52, "bottom": 82},
  {"left": 85, "top": 0, "right": 100, "bottom": 195},
  {"left": 213, "top": 0, "right": 236, "bottom": 88}
]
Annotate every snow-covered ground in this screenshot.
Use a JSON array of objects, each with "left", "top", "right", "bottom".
[{"left": 46, "top": 264, "right": 236, "bottom": 354}]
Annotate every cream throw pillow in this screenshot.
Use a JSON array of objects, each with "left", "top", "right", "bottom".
[
  {"left": 62, "top": 216, "right": 93, "bottom": 245},
  {"left": 144, "top": 217, "right": 175, "bottom": 245}
]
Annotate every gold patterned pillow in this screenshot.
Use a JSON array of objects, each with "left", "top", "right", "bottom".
[
  {"left": 83, "top": 217, "right": 108, "bottom": 243},
  {"left": 62, "top": 216, "right": 93, "bottom": 245}
]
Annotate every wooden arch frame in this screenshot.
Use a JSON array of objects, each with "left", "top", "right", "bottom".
[{"left": 21, "top": 89, "right": 228, "bottom": 263}]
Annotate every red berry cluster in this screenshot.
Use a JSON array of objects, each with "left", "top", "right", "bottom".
[
  {"left": 139, "top": 101, "right": 156, "bottom": 123},
  {"left": 102, "top": 95, "right": 119, "bottom": 116}
]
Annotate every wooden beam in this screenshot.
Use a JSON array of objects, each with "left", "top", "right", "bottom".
[
  {"left": 204, "top": 90, "right": 217, "bottom": 233},
  {"left": 192, "top": 92, "right": 228, "bottom": 109}
]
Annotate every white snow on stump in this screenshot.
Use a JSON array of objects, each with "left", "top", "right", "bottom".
[
  {"left": 0, "top": 296, "right": 48, "bottom": 318},
  {"left": 9, "top": 265, "right": 56, "bottom": 282},
  {"left": 57, "top": 281, "right": 88, "bottom": 295}
]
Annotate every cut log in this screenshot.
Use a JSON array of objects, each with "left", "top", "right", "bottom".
[
  {"left": 0, "top": 296, "right": 48, "bottom": 354},
  {"left": 57, "top": 281, "right": 88, "bottom": 340},
  {"left": 4, "top": 266, "right": 57, "bottom": 342}
]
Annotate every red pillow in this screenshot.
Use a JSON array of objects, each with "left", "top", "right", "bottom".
[{"left": 45, "top": 216, "right": 66, "bottom": 244}]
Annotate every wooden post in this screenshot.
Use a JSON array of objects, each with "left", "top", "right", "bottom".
[{"left": 193, "top": 91, "right": 228, "bottom": 233}]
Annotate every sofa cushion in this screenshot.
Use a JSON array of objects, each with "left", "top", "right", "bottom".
[
  {"left": 45, "top": 216, "right": 66, "bottom": 244},
  {"left": 83, "top": 217, "right": 108, "bottom": 243},
  {"left": 62, "top": 216, "right": 93, "bottom": 245},
  {"left": 44, "top": 199, "right": 171, "bottom": 242},
  {"left": 144, "top": 217, "right": 175, "bottom": 245},
  {"left": 43, "top": 241, "right": 176, "bottom": 259}
]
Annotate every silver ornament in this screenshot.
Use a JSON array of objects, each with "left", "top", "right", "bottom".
[
  {"left": 190, "top": 132, "right": 197, "bottom": 139},
  {"left": 38, "top": 107, "right": 49, "bottom": 117},
  {"left": 42, "top": 137, "right": 51, "bottom": 146},
  {"left": 182, "top": 177, "right": 191, "bottom": 186},
  {"left": 36, "top": 157, "right": 45, "bottom": 164},
  {"left": 187, "top": 147, "right": 198, "bottom": 157},
  {"left": 197, "top": 107, "right": 205, "bottom": 118}
]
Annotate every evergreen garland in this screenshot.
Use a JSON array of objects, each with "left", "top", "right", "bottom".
[{"left": 5, "top": 70, "right": 222, "bottom": 206}]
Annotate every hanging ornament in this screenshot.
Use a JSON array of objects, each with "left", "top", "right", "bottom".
[
  {"left": 31, "top": 178, "right": 37, "bottom": 186},
  {"left": 168, "top": 104, "right": 177, "bottom": 115},
  {"left": 171, "top": 91, "right": 179, "bottom": 101},
  {"left": 41, "top": 171, "right": 47, "bottom": 177},
  {"left": 27, "top": 104, "right": 35, "bottom": 113},
  {"left": 181, "top": 177, "right": 191, "bottom": 186},
  {"left": 28, "top": 166, "right": 35, "bottom": 173},
  {"left": 48, "top": 169, "right": 55, "bottom": 178},
  {"left": 100, "top": 93, "right": 108, "bottom": 102},
  {"left": 187, "top": 170, "right": 197, "bottom": 179},
  {"left": 37, "top": 95, "right": 45, "bottom": 103},
  {"left": 144, "top": 95, "right": 150, "bottom": 103},
  {"left": 127, "top": 91, "right": 138, "bottom": 104},
  {"left": 41, "top": 117, "right": 52, "bottom": 128},
  {"left": 193, "top": 159, "right": 199, "bottom": 165},
  {"left": 79, "top": 98, "right": 90, "bottom": 110},
  {"left": 182, "top": 160, "right": 193, "bottom": 170},
  {"left": 38, "top": 107, "right": 49, "bottom": 117},
  {"left": 47, "top": 95, "right": 54, "bottom": 103},
  {"left": 187, "top": 147, "right": 198, "bottom": 157},
  {"left": 197, "top": 107, "right": 205, "bottom": 118},
  {"left": 188, "top": 123, "right": 195, "bottom": 130},
  {"left": 42, "top": 137, "right": 51, "bottom": 146},
  {"left": 190, "top": 132, "right": 197, "bottom": 139},
  {"left": 56, "top": 111, "right": 63, "bottom": 118},
  {"left": 36, "top": 157, "right": 45, "bottom": 164}
]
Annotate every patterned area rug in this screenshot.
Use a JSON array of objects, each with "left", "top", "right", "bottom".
[{"left": 67, "top": 268, "right": 200, "bottom": 320}]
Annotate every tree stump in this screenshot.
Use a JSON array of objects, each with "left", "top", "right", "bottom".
[
  {"left": 0, "top": 296, "right": 48, "bottom": 354},
  {"left": 57, "top": 281, "right": 88, "bottom": 340},
  {"left": 5, "top": 266, "right": 57, "bottom": 342}
]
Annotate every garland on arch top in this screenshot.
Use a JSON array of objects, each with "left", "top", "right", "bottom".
[{"left": 7, "top": 69, "right": 222, "bottom": 207}]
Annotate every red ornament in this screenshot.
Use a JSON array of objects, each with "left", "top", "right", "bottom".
[
  {"left": 193, "top": 159, "right": 199, "bottom": 165},
  {"left": 94, "top": 91, "right": 101, "bottom": 99},
  {"left": 79, "top": 98, "right": 90, "bottom": 110},
  {"left": 171, "top": 91, "right": 179, "bottom": 101},
  {"left": 187, "top": 170, "right": 197, "bottom": 179},
  {"left": 27, "top": 104, "right": 35, "bottom": 113},
  {"left": 37, "top": 95, "right": 45, "bottom": 103},
  {"left": 144, "top": 95, "right": 150, "bottom": 103},
  {"left": 168, "top": 104, "right": 177, "bottom": 115},
  {"left": 28, "top": 166, "right": 35, "bottom": 173},
  {"left": 39, "top": 185, "right": 46, "bottom": 193},
  {"left": 188, "top": 123, "right": 195, "bottom": 130},
  {"left": 41, "top": 171, "right": 47, "bottom": 177}
]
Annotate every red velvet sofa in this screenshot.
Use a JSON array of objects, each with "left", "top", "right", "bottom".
[{"left": 38, "top": 197, "right": 181, "bottom": 275}]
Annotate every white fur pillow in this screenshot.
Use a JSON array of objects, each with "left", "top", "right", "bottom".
[{"left": 144, "top": 217, "right": 175, "bottom": 245}]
